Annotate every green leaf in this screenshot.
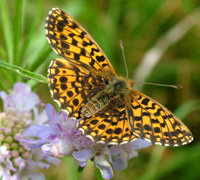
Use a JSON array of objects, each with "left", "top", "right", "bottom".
[
  {"left": 0, "top": 0, "right": 13, "bottom": 62},
  {"left": 0, "top": 61, "right": 48, "bottom": 83},
  {"left": 13, "top": 0, "right": 23, "bottom": 65},
  {"left": 19, "top": 0, "right": 43, "bottom": 60}
]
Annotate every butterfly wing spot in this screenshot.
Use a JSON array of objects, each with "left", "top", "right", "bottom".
[
  {"left": 59, "top": 76, "right": 67, "bottom": 83},
  {"left": 67, "top": 90, "right": 73, "bottom": 98},
  {"left": 72, "top": 98, "right": 79, "bottom": 106}
]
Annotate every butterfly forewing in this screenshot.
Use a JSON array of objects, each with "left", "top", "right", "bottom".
[
  {"left": 45, "top": 8, "right": 117, "bottom": 76},
  {"left": 46, "top": 8, "right": 193, "bottom": 146},
  {"left": 128, "top": 91, "right": 193, "bottom": 146}
]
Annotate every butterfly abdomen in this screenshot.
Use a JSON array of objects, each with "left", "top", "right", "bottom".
[{"left": 81, "top": 91, "right": 110, "bottom": 117}]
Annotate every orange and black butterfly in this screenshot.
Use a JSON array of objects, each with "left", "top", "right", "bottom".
[{"left": 46, "top": 8, "right": 193, "bottom": 146}]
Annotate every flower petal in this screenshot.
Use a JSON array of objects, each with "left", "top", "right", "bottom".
[
  {"left": 94, "top": 155, "right": 113, "bottom": 179},
  {"left": 112, "top": 151, "right": 128, "bottom": 170},
  {"left": 45, "top": 104, "right": 56, "bottom": 121},
  {"left": 109, "top": 145, "right": 122, "bottom": 156},
  {"left": 73, "top": 149, "right": 94, "bottom": 162},
  {"left": 23, "top": 92, "right": 40, "bottom": 111},
  {"left": 0, "top": 91, "right": 7, "bottom": 100},
  {"left": 13, "top": 82, "right": 31, "bottom": 96},
  {"left": 23, "top": 125, "right": 52, "bottom": 138},
  {"left": 129, "top": 139, "right": 152, "bottom": 150}
]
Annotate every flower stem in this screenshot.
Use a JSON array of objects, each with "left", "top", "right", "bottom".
[{"left": 77, "top": 166, "right": 85, "bottom": 180}]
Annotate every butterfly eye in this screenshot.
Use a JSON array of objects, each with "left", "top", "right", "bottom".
[
  {"left": 115, "top": 83, "right": 121, "bottom": 89},
  {"left": 114, "top": 81, "right": 124, "bottom": 90}
]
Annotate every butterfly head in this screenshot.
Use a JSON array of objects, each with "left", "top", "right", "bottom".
[{"left": 112, "top": 77, "right": 135, "bottom": 95}]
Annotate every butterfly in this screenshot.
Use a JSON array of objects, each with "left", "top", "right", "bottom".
[{"left": 45, "top": 8, "right": 193, "bottom": 146}]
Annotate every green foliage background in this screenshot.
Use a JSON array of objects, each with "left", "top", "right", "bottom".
[{"left": 0, "top": 0, "right": 200, "bottom": 179}]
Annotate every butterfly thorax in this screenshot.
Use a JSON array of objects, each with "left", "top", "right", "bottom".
[{"left": 81, "top": 77, "right": 133, "bottom": 118}]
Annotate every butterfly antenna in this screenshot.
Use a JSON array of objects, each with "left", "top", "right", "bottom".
[
  {"left": 120, "top": 40, "right": 129, "bottom": 79},
  {"left": 136, "top": 81, "right": 182, "bottom": 89}
]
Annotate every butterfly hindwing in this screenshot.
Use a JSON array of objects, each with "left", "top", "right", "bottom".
[
  {"left": 127, "top": 90, "right": 193, "bottom": 146},
  {"left": 48, "top": 58, "right": 109, "bottom": 118},
  {"left": 78, "top": 97, "right": 138, "bottom": 145}
]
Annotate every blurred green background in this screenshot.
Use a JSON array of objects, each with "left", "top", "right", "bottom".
[{"left": 0, "top": 0, "right": 200, "bottom": 179}]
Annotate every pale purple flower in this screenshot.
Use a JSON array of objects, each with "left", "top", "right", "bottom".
[
  {"left": 110, "top": 139, "right": 152, "bottom": 170},
  {"left": 23, "top": 104, "right": 93, "bottom": 157},
  {"left": 23, "top": 104, "right": 116, "bottom": 179},
  {"left": 72, "top": 139, "right": 152, "bottom": 179},
  {"left": 0, "top": 146, "right": 16, "bottom": 179},
  {"left": 0, "top": 82, "right": 40, "bottom": 113},
  {"left": 0, "top": 82, "right": 59, "bottom": 180},
  {"left": 73, "top": 144, "right": 113, "bottom": 179}
]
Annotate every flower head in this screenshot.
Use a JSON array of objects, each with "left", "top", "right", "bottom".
[
  {"left": 23, "top": 104, "right": 93, "bottom": 157},
  {"left": 0, "top": 82, "right": 59, "bottom": 180},
  {"left": 23, "top": 103, "right": 152, "bottom": 179}
]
